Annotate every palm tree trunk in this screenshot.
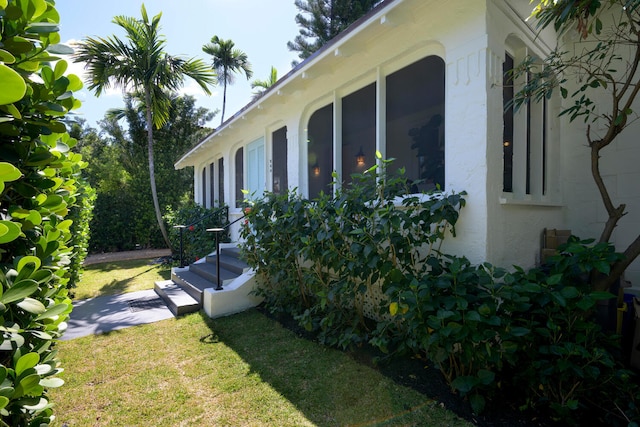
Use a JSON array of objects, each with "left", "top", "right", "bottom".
[
  {"left": 145, "top": 88, "right": 172, "bottom": 249},
  {"left": 221, "top": 80, "right": 227, "bottom": 125}
]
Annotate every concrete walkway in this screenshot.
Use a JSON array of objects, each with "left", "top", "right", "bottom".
[
  {"left": 62, "top": 289, "right": 175, "bottom": 341},
  {"left": 59, "top": 249, "right": 178, "bottom": 340}
]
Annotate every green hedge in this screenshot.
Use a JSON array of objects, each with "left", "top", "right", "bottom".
[{"left": 0, "top": 0, "right": 90, "bottom": 425}]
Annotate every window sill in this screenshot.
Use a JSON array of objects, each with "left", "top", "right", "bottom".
[{"left": 499, "top": 194, "right": 563, "bottom": 207}]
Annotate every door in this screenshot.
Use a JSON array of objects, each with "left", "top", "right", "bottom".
[{"left": 246, "top": 137, "right": 265, "bottom": 199}]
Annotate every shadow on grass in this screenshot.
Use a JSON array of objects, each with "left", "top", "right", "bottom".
[
  {"left": 196, "top": 309, "right": 469, "bottom": 427},
  {"left": 84, "top": 259, "right": 171, "bottom": 295},
  {"left": 96, "top": 264, "right": 170, "bottom": 295}
]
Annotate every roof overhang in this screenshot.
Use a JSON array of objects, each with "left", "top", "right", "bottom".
[{"left": 174, "top": 0, "right": 404, "bottom": 170}]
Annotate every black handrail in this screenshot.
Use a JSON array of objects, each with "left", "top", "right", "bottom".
[
  {"left": 173, "top": 206, "right": 229, "bottom": 268},
  {"left": 206, "top": 212, "right": 248, "bottom": 291},
  {"left": 185, "top": 206, "right": 229, "bottom": 229}
]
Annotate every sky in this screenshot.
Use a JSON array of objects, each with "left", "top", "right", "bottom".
[{"left": 56, "top": 0, "right": 301, "bottom": 129}]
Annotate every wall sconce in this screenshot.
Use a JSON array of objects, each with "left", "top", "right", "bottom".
[
  {"left": 313, "top": 163, "right": 320, "bottom": 176},
  {"left": 355, "top": 146, "right": 365, "bottom": 166},
  {"left": 503, "top": 141, "right": 511, "bottom": 147}
]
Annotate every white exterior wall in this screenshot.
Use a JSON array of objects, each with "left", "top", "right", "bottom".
[
  {"left": 482, "top": 1, "right": 565, "bottom": 269},
  {"left": 177, "top": 0, "right": 639, "bottom": 281},
  {"left": 558, "top": 9, "right": 640, "bottom": 286}
]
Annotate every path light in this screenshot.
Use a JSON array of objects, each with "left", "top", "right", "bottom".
[
  {"left": 173, "top": 225, "right": 186, "bottom": 267},
  {"left": 206, "top": 227, "right": 225, "bottom": 290}
]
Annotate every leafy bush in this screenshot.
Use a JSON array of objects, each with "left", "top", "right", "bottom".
[
  {"left": 241, "top": 157, "right": 466, "bottom": 348},
  {"left": 383, "top": 236, "right": 635, "bottom": 420},
  {"left": 507, "top": 238, "right": 629, "bottom": 422},
  {"left": 381, "top": 255, "right": 525, "bottom": 413},
  {"left": 66, "top": 175, "right": 95, "bottom": 292},
  {"left": 0, "top": 0, "right": 87, "bottom": 424},
  {"left": 165, "top": 199, "right": 230, "bottom": 265}
]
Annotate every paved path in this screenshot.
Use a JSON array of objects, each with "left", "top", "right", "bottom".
[
  {"left": 62, "top": 249, "right": 176, "bottom": 340},
  {"left": 84, "top": 248, "right": 172, "bottom": 265},
  {"left": 62, "top": 289, "right": 175, "bottom": 340}
]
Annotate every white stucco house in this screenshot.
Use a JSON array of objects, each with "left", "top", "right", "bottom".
[{"left": 174, "top": 0, "right": 640, "bottom": 288}]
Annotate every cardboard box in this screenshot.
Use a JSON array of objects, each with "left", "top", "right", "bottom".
[{"left": 541, "top": 229, "right": 571, "bottom": 264}]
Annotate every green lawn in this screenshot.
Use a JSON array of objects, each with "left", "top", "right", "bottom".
[
  {"left": 74, "top": 258, "right": 171, "bottom": 299},
  {"left": 53, "top": 258, "right": 471, "bottom": 426}
]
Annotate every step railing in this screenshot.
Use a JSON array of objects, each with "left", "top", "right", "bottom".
[
  {"left": 206, "top": 212, "right": 247, "bottom": 291},
  {"left": 173, "top": 206, "right": 229, "bottom": 268}
]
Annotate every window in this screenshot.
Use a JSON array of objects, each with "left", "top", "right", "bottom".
[
  {"left": 503, "top": 41, "right": 548, "bottom": 197},
  {"left": 235, "top": 147, "right": 243, "bottom": 208},
  {"left": 308, "top": 103, "right": 333, "bottom": 199},
  {"left": 247, "top": 138, "right": 265, "bottom": 198},
  {"left": 201, "top": 167, "right": 206, "bottom": 207},
  {"left": 386, "top": 56, "right": 445, "bottom": 191},
  {"left": 342, "top": 83, "right": 376, "bottom": 185},
  {"left": 272, "top": 126, "right": 288, "bottom": 194},
  {"left": 218, "top": 158, "right": 224, "bottom": 206},
  {"left": 209, "top": 163, "right": 215, "bottom": 208},
  {"left": 503, "top": 53, "right": 514, "bottom": 192},
  {"left": 305, "top": 55, "right": 446, "bottom": 198}
]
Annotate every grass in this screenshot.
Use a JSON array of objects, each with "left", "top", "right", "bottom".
[
  {"left": 55, "top": 258, "right": 471, "bottom": 426},
  {"left": 74, "top": 258, "right": 171, "bottom": 299},
  {"left": 51, "top": 310, "right": 471, "bottom": 426}
]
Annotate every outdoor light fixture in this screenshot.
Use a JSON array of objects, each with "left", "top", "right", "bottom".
[
  {"left": 356, "top": 146, "right": 365, "bottom": 166},
  {"left": 503, "top": 141, "right": 511, "bottom": 147},
  {"left": 313, "top": 163, "right": 320, "bottom": 176}
]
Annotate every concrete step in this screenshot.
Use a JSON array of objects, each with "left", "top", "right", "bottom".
[
  {"left": 154, "top": 280, "right": 200, "bottom": 316},
  {"left": 204, "top": 253, "right": 248, "bottom": 275},
  {"left": 171, "top": 269, "right": 214, "bottom": 303},
  {"left": 190, "top": 261, "right": 240, "bottom": 285}
]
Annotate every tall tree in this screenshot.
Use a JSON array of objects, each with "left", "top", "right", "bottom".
[
  {"left": 202, "top": 36, "right": 253, "bottom": 125},
  {"left": 517, "top": 1, "right": 640, "bottom": 291},
  {"left": 251, "top": 66, "right": 278, "bottom": 100},
  {"left": 287, "top": 0, "right": 379, "bottom": 61},
  {"left": 74, "top": 4, "right": 216, "bottom": 249}
]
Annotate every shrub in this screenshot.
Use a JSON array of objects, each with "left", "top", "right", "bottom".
[
  {"left": 165, "top": 200, "right": 230, "bottom": 265},
  {"left": 241, "top": 157, "right": 466, "bottom": 348},
  {"left": 507, "top": 238, "right": 630, "bottom": 422},
  {"left": 0, "top": 1, "right": 86, "bottom": 424}
]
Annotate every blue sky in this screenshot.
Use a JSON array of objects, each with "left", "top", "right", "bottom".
[{"left": 56, "top": 0, "right": 301, "bottom": 129}]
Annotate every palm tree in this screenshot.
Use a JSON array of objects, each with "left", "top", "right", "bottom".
[
  {"left": 250, "top": 66, "right": 278, "bottom": 100},
  {"left": 74, "top": 4, "right": 216, "bottom": 249},
  {"left": 202, "top": 36, "right": 253, "bottom": 125}
]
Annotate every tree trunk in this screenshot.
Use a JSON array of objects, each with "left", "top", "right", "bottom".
[
  {"left": 220, "top": 83, "right": 227, "bottom": 125},
  {"left": 145, "top": 88, "right": 172, "bottom": 249},
  {"left": 220, "top": 65, "right": 228, "bottom": 125}
]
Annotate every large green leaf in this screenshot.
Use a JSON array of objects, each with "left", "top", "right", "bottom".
[
  {"left": 16, "top": 353, "right": 39, "bottom": 377},
  {"left": 25, "top": 22, "right": 59, "bottom": 34},
  {"left": 35, "top": 303, "right": 68, "bottom": 320},
  {"left": 47, "top": 43, "right": 74, "bottom": 55},
  {"left": 0, "top": 49, "right": 15, "bottom": 63},
  {"left": 0, "top": 64, "right": 26, "bottom": 105},
  {"left": 17, "top": 256, "right": 41, "bottom": 273},
  {"left": 14, "top": 374, "right": 42, "bottom": 398},
  {"left": 0, "top": 162, "right": 21, "bottom": 181},
  {"left": 38, "top": 377, "right": 63, "bottom": 388},
  {"left": 0, "top": 220, "right": 21, "bottom": 244},
  {"left": 1, "top": 279, "right": 38, "bottom": 303},
  {"left": 17, "top": 298, "right": 46, "bottom": 314},
  {"left": 22, "top": 397, "right": 48, "bottom": 410}
]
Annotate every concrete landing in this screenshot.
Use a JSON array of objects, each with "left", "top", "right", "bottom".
[{"left": 62, "top": 289, "right": 175, "bottom": 340}]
